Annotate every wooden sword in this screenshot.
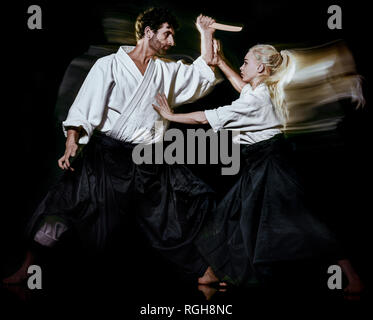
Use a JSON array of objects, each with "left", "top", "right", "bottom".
[{"left": 210, "top": 22, "right": 243, "bottom": 32}]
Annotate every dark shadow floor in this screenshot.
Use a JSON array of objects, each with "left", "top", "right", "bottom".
[
  {"left": 1, "top": 130, "right": 371, "bottom": 319},
  {"left": 1, "top": 235, "right": 370, "bottom": 320}
]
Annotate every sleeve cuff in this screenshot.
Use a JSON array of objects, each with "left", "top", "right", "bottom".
[
  {"left": 204, "top": 109, "right": 222, "bottom": 133},
  {"left": 62, "top": 119, "right": 93, "bottom": 145},
  {"left": 193, "top": 56, "right": 216, "bottom": 83}
]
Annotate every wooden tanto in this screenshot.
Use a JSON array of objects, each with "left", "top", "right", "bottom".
[{"left": 210, "top": 22, "right": 243, "bottom": 32}]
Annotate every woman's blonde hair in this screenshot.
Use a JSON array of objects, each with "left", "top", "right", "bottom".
[
  {"left": 249, "top": 42, "right": 365, "bottom": 131},
  {"left": 250, "top": 44, "right": 295, "bottom": 122}
]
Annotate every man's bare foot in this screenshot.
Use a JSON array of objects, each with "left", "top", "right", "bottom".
[
  {"left": 3, "top": 284, "right": 32, "bottom": 301},
  {"left": 198, "top": 266, "right": 219, "bottom": 285},
  {"left": 2, "top": 251, "right": 35, "bottom": 284}
]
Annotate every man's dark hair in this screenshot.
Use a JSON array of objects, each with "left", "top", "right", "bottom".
[{"left": 135, "top": 7, "right": 179, "bottom": 41}]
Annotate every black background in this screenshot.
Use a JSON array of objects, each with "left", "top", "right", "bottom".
[{"left": 1, "top": 0, "right": 371, "bottom": 318}]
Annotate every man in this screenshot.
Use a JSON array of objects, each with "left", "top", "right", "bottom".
[{"left": 3, "top": 8, "right": 221, "bottom": 285}]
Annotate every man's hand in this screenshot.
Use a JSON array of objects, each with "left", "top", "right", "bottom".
[
  {"left": 197, "top": 15, "right": 216, "bottom": 66},
  {"left": 58, "top": 128, "right": 79, "bottom": 171},
  {"left": 196, "top": 14, "right": 216, "bottom": 35}
]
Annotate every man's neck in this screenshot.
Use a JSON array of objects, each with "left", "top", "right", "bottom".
[{"left": 128, "top": 40, "right": 156, "bottom": 65}]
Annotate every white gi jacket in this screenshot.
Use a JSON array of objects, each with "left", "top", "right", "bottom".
[
  {"left": 63, "top": 46, "right": 220, "bottom": 144},
  {"left": 204, "top": 83, "right": 284, "bottom": 144}
]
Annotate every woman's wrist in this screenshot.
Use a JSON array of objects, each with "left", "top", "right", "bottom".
[
  {"left": 169, "top": 113, "right": 177, "bottom": 121},
  {"left": 217, "top": 57, "right": 227, "bottom": 69}
]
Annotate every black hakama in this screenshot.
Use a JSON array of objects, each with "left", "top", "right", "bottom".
[
  {"left": 26, "top": 132, "right": 214, "bottom": 276},
  {"left": 196, "top": 134, "right": 344, "bottom": 286}
]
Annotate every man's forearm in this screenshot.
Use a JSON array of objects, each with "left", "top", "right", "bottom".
[
  {"left": 196, "top": 15, "right": 215, "bottom": 66},
  {"left": 66, "top": 127, "right": 81, "bottom": 143},
  {"left": 200, "top": 32, "right": 214, "bottom": 65}
]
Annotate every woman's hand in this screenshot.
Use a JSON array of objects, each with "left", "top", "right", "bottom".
[
  {"left": 210, "top": 39, "right": 223, "bottom": 66},
  {"left": 153, "top": 93, "right": 208, "bottom": 125},
  {"left": 211, "top": 40, "right": 246, "bottom": 93},
  {"left": 152, "top": 93, "right": 173, "bottom": 120}
]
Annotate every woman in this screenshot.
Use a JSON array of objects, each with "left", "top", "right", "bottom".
[{"left": 153, "top": 43, "right": 364, "bottom": 295}]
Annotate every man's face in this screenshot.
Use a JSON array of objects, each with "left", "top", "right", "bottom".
[{"left": 149, "top": 23, "right": 175, "bottom": 55}]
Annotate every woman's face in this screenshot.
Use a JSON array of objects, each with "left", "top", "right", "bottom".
[{"left": 240, "top": 50, "right": 261, "bottom": 83}]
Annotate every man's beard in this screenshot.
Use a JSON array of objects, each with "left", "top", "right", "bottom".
[{"left": 149, "top": 35, "right": 169, "bottom": 55}]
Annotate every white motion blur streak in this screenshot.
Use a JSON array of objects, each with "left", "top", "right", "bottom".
[{"left": 282, "top": 41, "right": 364, "bottom": 134}]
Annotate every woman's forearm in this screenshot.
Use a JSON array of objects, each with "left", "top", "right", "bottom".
[
  {"left": 218, "top": 59, "right": 247, "bottom": 93},
  {"left": 168, "top": 111, "right": 208, "bottom": 125}
]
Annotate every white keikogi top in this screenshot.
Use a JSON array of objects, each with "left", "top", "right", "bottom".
[
  {"left": 204, "top": 83, "right": 284, "bottom": 144},
  {"left": 63, "top": 46, "right": 220, "bottom": 144}
]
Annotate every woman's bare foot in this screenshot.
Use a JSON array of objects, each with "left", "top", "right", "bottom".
[
  {"left": 2, "top": 250, "right": 35, "bottom": 284},
  {"left": 198, "top": 284, "right": 217, "bottom": 300},
  {"left": 198, "top": 266, "right": 228, "bottom": 286},
  {"left": 198, "top": 284, "right": 227, "bottom": 301},
  {"left": 198, "top": 266, "right": 220, "bottom": 285},
  {"left": 338, "top": 259, "right": 365, "bottom": 298},
  {"left": 198, "top": 266, "right": 229, "bottom": 286},
  {"left": 343, "top": 276, "right": 365, "bottom": 299}
]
